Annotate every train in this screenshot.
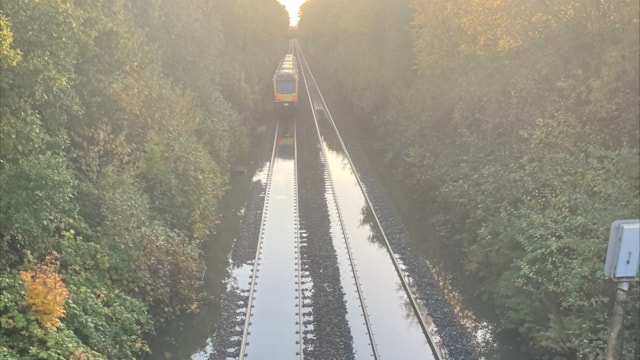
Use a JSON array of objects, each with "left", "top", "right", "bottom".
[{"left": 273, "top": 53, "right": 299, "bottom": 109}]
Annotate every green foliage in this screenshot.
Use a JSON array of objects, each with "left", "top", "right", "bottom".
[
  {"left": 1, "top": 0, "right": 289, "bottom": 357},
  {"left": 0, "top": 152, "right": 77, "bottom": 268},
  {"left": 63, "top": 279, "right": 153, "bottom": 359},
  {"left": 1, "top": 0, "right": 81, "bottom": 268},
  {"left": 300, "top": 0, "right": 640, "bottom": 357},
  {"left": 0, "top": 13, "right": 22, "bottom": 67},
  {"left": 2, "top": 0, "right": 84, "bottom": 133},
  {"left": 1, "top": 252, "right": 153, "bottom": 359},
  {"left": 130, "top": 0, "right": 288, "bottom": 115},
  {"left": 89, "top": 172, "right": 203, "bottom": 324},
  {"left": 0, "top": 270, "right": 98, "bottom": 360},
  {"left": 211, "top": 0, "right": 289, "bottom": 111},
  {"left": 469, "top": 119, "right": 638, "bottom": 356},
  {"left": 299, "top": 0, "right": 413, "bottom": 116},
  {"left": 135, "top": 92, "right": 226, "bottom": 239}
]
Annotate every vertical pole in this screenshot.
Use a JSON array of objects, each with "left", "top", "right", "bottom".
[{"left": 606, "top": 281, "right": 629, "bottom": 360}]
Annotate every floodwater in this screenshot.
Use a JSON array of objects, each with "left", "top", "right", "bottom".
[
  {"left": 242, "top": 137, "right": 301, "bottom": 358},
  {"left": 148, "top": 113, "right": 531, "bottom": 359},
  {"left": 324, "top": 168, "right": 375, "bottom": 358},
  {"left": 315, "top": 113, "right": 438, "bottom": 360}
]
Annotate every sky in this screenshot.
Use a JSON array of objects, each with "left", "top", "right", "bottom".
[{"left": 278, "top": 0, "right": 306, "bottom": 26}]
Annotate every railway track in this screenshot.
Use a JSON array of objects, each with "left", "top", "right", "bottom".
[
  {"left": 238, "top": 119, "right": 308, "bottom": 359},
  {"left": 295, "top": 40, "right": 443, "bottom": 360},
  {"left": 236, "top": 40, "right": 443, "bottom": 360},
  {"left": 292, "top": 45, "right": 380, "bottom": 359}
]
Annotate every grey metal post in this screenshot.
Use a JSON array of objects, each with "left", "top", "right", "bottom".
[{"left": 606, "top": 281, "right": 629, "bottom": 360}]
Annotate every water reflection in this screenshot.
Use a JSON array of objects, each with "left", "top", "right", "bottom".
[
  {"left": 252, "top": 162, "right": 270, "bottom": 184},
  {"left": 317, "top": 117, "right": 436, "bottom": 359},
  {"left": 190, "top": 338, "right": 213, "bottom": 360},
  {"left": 360, "top": 205, "right": 386, "bottom": 249},
  {"left": 325, "top": 184, "right": 375, "bottom": 358},
  {"left": 242, "top": 143, "right": 301, "bottom": 358},
  {"left": 429, "top": 263, "right": 496, "bottom": 356}
]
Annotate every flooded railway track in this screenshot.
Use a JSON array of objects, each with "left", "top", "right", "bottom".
[
  {"left": 153, "top": 36, "right": 483, "bottom": 360},
  {"left": 295, "top": 40, "right": 443, "bottom": 360},
  {"left": 238, "top": 120, "right": 308, "bottom": 359},
  {"left": 232, "top": 40, "right": 444, "bottom": 360}
]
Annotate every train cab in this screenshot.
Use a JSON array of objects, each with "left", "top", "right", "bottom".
[{"left": 273, "top": 54, "right": 299, "bottom": 110}]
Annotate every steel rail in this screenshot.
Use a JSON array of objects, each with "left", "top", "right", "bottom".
[
  {"left": 294, "top": 39, "right": 444, "bottom": 360},
  {"left": 295, "top": 41, "right": 381, "bottom": 360},
  {"left": 293, "top": 121, "right": 305, "bottom": 358}
]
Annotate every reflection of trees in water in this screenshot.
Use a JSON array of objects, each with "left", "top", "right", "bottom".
[
  {"left": 359, "top": 202, "right": 444, "bottom": 351},
  {"left": 360, "top": 205, "right": 386, "bottom": 249},
  {"left": 396, "top": 281, "right": 417, "bottom": 323},
  {"left": 317, "top": 112, "right": 344, "bottom": 154},
  {"left": 397, "top": 279, "right": 448, "bottom": 355},
  {"left": 277, "top": 114, "right": 294, "bottom": 137},
  {"left": 429, "top": 264, "right": 493, "bottom": 352},
  {"left": 313, "top": 110, "right": 355, "bottom": 182},
  {"left": 359, "top": 201, "right": 416, "bottom": 324}
]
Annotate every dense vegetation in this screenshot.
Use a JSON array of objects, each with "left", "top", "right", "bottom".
[
  {"left": 0, "top": 0, "right": 288, "bottom": 358},
  {"left": 299, "top": 0, "right": 639, "bottom": 358}
]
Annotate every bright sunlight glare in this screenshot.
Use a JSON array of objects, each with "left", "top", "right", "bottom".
[{"left": 279, "top": 0, "right": 306, "bottom": 26}]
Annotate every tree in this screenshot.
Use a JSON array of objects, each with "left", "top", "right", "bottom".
[
  {"left": 298, "top": 0, "right": 640, "bottom": 357},
  {"left": 19, "top": 252, "right": 69, "bottom": 328}
]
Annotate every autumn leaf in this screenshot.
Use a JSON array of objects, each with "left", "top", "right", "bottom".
[{"left": 19, "top": 251, "right": 70, "bottom": 328}]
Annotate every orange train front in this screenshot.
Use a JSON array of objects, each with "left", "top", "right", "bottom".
[{"left": 273, "top": 53, "right": 299, "bottom": 109}]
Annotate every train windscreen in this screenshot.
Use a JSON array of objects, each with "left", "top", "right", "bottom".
[{"left": 276, "top": 80, "right": 295, "bottom": 94}]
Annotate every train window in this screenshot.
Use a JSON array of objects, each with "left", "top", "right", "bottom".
[{"left": 276, "top": 80, "right": 296, "bottom": 94}]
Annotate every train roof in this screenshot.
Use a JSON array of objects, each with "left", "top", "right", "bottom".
[{"left": 274, "top": 54, "right": 298, "bottom": 78}]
